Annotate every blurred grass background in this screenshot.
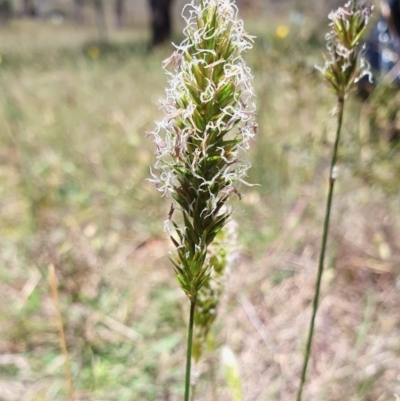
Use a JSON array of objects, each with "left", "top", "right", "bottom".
[{"left": 0, "top": 1, "right": 400, "bottom": 400}]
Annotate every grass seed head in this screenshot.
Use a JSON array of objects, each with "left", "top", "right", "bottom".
[
  {"left": 318, "top": 0, "right": 373, "bottom": 100},
  {"left": 149, "top": 0, "right": 256, "bottom": 300}
]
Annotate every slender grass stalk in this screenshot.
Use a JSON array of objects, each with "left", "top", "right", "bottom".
[
  {"left": 296, "top": 98, "right": 344, "bottom": 401},
  {"left": 48, "top": 264, "right": 76, "bottom": 401},
  {"left": 296, "top": 2, "right": 372, "bottom": 399},
  {"left": 185, "top": 298, "right": 197, "bottom": 401}
]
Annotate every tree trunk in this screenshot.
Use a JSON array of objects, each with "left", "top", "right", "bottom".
[
  {"left": 149, "top": 0, "right": 173, "bottom": 47},
  {"left": 23, "top": 0, "right": 36, "bottom": 17},
  {"left": 93, "top": 0, "right": 107, "bottom": 41},
  {"left": 73, "top": 0, "right": 85, "bottom": 24},
  {"left": 115, "top": 0, "right": 124, "bottom": 28},
  {"left": 0, "top": 0, "right": 12, "bottom": 23}
]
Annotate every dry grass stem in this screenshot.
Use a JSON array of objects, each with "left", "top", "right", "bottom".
[{"left": 48, "top": 264, "right": 76, "bottom": 401}]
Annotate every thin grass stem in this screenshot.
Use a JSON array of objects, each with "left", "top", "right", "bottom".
[
  {"left": 48, "top": 264, "right": 76, "bottom": 401},
  {"left": 185, "top": 297, "right": 197, "bottom": 401},
  {"left": 296, "top": 98, "right": 344, "bottom": 401}
]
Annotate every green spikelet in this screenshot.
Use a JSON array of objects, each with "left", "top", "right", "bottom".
[{"left": 192, "top": 226, "right": 232, "bottom": 362}]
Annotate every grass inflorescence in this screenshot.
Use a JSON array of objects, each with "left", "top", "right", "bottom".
[
  {"left": 149, "top": 0, "right": 256, "bottom": 398},
  {"left": 296, "top": 2, "right": 373, "bottom": 400}
]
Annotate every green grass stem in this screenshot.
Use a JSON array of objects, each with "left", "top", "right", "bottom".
[
  {"left": 185, "top": 297, "right": 197, "bottom": 401},
  {"left": 296, "top": 97, "right": 344, "bottom": 401}
]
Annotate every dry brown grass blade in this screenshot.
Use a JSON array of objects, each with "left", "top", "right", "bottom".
[{"left": 48, "top": 263, "right": 76, "bottom": 401}]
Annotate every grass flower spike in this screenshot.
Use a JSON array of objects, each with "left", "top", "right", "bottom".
[
  {"left": 296, "top": 2, "right": 372, "bottom": 400},
  {"left": 149, "top": 0, "right": 256, "bottom": 399},
  {"left": 318, "top": 0, "right": 373, "bottom": 100}
]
